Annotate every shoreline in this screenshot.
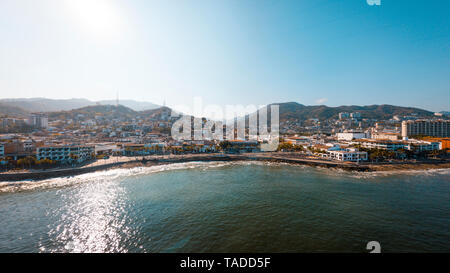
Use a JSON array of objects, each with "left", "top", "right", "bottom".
[{"left": 0, "top": 153, "right": 449, "bottom": 182}]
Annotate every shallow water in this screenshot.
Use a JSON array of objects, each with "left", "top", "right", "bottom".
[{"left": 0, "top": 162, "right": 449, "bottom": 252}]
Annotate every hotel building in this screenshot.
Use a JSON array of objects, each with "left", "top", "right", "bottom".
[
  {"left": 402, "top": 120, "right": 449, "bottom": 138},
  {"left": 37, "top": 145, "right": 94, "bottom": 163}
]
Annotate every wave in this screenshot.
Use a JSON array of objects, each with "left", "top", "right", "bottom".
[
  {"left": 321, "top": 166, "right": 450, "bottom": 180},
  {"left": 0, "top": 161, "right": 251, "bottom": 193}
]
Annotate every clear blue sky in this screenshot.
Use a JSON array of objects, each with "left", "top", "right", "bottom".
[{"left": 0, "top": 0, "right": 449, "bottom": 112}]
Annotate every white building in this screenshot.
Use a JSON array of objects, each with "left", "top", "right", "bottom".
[
  {"left": 37, "top": 145, "right": 94, "bottom": 163},
  {"left": 314, "top": 145, "right": 368, "bottom": 162},
  {"left": 371, "top": 132, "right": 400, "bottom": 141},
  {"left": 27, "top": 113, "right": 48, "bottom": 129},
  {"left": 336, "top": 132, "right": 366, "bottom": 141},
  {"left": 327, "top": 149, "right": 368, "bottom": 162}
]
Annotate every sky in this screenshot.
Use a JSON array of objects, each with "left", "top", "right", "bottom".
[{"left": 0, "top": 0, "right": 449, "bottom": 113}]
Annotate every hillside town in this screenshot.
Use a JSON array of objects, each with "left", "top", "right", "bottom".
[{"left": 0, "top": 104, "right": 449, "bottom": 172}]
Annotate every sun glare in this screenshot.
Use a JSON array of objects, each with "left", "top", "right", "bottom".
[{"left": 66, "top": 0, "right": 122, "bottom": 37}]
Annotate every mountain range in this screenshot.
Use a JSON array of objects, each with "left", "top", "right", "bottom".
[
  {"left": 270, "top": 102, "right": 435, "bottom": 121},
  {"left": 0, "top": 98, "right": 443, "bottom": 122},
  {"left": 47, "top": 104, "right": 172, "bottom": 121},
  {"left": 0, "top": 98, "right": 160, "bottom": 115}
]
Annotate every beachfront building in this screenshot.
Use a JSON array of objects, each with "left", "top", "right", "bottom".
[
  {"left": 192, "top": 143, "right": 217, "bottom": 153},
  {"left": 313, "top": 145, "right": 368, "bottom": 162},
  {"left": 122, "top": 144, "right": 150, "bottom": 156},
  {"left": 327, "top": 148, "right": 368, "bottom": 162},
  {"left": 94, "top": 143, "right": 121, "bottom": 156},
  {"left": 402, "top": 120, "right": 450, "bottom": 138},
  {"left": 224, "top": 140, "right": 260, "bottom": 153},
  {"left": 37, "top": 145, "right": 95, "bottom": 163}
]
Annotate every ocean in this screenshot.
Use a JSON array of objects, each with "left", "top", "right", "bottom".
[{"left": 0, "top": 161, "right": 449, "bottom": 253}]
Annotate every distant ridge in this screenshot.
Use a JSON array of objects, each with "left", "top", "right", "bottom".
[
  {"left": 250, "top": 102, "right": 435, "bottom": 122},
  {"left": 47, "top": 104, "right": 175, "bottom": 122},
  {"left": 0, "top": 98, "right": 439, "bottom": 121},
  {"left": 48, "top": 104, "right": 139, "bottom": 120},
  {"left": 0, "top": 98, "right": 160, "bottom": 113},
  {"left": 0, "top": 102, "right": 29, "bottom": 117},
  {"left": 0, "top": 98, "right": 92, "bottom": 112},
  {"left": 98, "top": 100, "right": 160, "bottom": 111}
]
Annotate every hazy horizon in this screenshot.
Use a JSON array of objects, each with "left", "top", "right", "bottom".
[
  {"left": 1, "top": 0, "right": 449, "bottom": 112},
  {"left": 1, "top": 97, "right": 448, "bottom": 116}
]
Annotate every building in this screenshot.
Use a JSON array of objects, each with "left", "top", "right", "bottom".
[
  {"left": 1, "top": 118, "right": 26, "bottom": 128},
  {"left": 402, "top": 120, "right": 449, "bottom": 138},
  {"left": 371, "top": 132, "right": 400, "bottom": 141},
  {"left": 350, "top": 112, "right": 361, "bottom": 119},
  {"left": 94, "top": 143, "right": 121, "bottom": 156},
  {"left": 405, "top": 141, "right": 440, "bottom": 152},
  {"left": 327, "top": 149, "right": 368, "bottom": 162},
  {"left": 223, "top": 140, "right": 260, "bottom": 153},
  {"left": 23, "top": 139, "right": 35, "bottom": 152},
  {"left": 3, "top": 141, "right": 25, "bottom": 155},
  {"left": 422, "top": 138, "right": 450, "bottom": 151},
  {"left": 0, "top": 143, "right": 4, "bottom": 157},
  {"left": 37, "top": 145, "right": 94, "bottom": 163},
  {"left": 357, "top": 140, "right": 406, "bottom": 151},
  {"left": 313, "top": 144, "right": 368, "bottom": 162},
  {"left": 339, "top": 112, "right": 350, "bottom": 120},
  {"left": 27, "top": 113, "right": 49, "bottom": 129},
  {"left": 284, "top": 136, "right": 310, "bottom": 145},
  {"left": 336, "top": 132, "right": 366, "bottom": 141}
]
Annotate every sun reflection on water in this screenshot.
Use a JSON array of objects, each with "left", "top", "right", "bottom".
[{"left": 45, "top": 180, "right": 131, "bottom": 253}]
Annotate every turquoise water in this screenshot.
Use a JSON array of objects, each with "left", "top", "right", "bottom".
[{"left": 0, "top": 161, "right": 449, "bottom": 253}]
